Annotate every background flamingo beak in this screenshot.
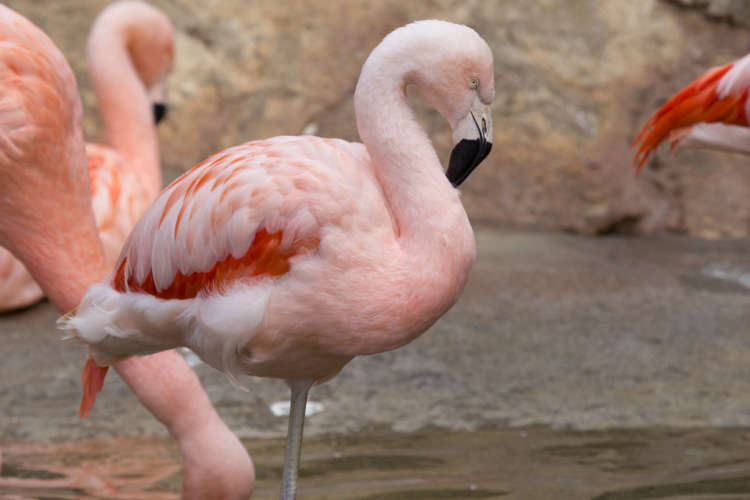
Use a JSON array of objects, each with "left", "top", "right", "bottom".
[{"left": 153, "top": 103, "right": 168, "bottom": 124}]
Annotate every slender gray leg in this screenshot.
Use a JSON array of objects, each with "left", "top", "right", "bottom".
[{"left": 280, "top": 378, "right": 314, "bottom": 500}]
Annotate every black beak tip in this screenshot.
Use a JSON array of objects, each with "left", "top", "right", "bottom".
[
  {"left": 446, "top": 139, "right": 492, "bottom": 187},
  {"left": 153, "top": 103, "right": 168, "bottom": 124}
]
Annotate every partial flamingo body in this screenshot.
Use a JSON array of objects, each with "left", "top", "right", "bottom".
[
  {"left": 86, "top": 144, "right": 153, "bottom": 265},
  {"left": 0, "top": 0, "right": 171, "bottom": 312},
  {"left": 0, "top": 145, "right": 149, "bottom": 312},
  {"left": 64, "top": 20, "right": 495, "bottom": 499},
  {"left": 0, "top": 4, "right": 254, "bottom": 499},
  {"left": 633, "top": 52, "right": 750, "bottom": 169},
  {"left": 0, "top": 4, "right": 101, "bottom": 313},
  {"left": 0, "top": 247, "right": 42, "bottom": 311}
]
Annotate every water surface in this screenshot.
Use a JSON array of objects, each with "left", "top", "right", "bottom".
[{"left": 4, "top": 426, "right": 750, "bottom": 499}]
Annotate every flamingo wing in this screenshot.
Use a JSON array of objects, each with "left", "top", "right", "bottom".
[
  {"left": 632, "top": 55, "right": 750, "bottom": 171},
  {"left": 87, "top": 143, "right": 125, "bottom": 227},
  {"left": 111, "top": 137, "right": 336, "bottom": 300},
  {"left": 86, "top": 143, "right": 156, "bottom": 266}
]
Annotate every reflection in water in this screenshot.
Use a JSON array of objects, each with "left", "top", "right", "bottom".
[
  {"left": 0, "top": 438, "right": 180, "bottom": 499},
  {"left": 357, "top": 489, "right": 507, "bottom": 499},
  {"left": 593, "top": 476, "right": 750, "bottom": 500},
  {"left": 4, "top": 427, "right": 750, "bottom": 499}
]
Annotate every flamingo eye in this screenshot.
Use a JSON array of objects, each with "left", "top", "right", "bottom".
[{"left": 470, "top": 77, "right": 479, "bottom": 90}]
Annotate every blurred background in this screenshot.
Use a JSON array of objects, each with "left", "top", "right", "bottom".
[
  {"left": 9, "top": 0, "right": 750, "bottom": 237},
  {"left": 5, "top": 1, "right": 750, "bottom": 499}
]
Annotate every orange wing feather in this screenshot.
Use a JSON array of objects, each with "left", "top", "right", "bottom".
[
  {"left": 86, "top": 144, "right": 122, "bottom": 232},
  {"left": 79, "top": 358, "right": 108, "bottom": 418},
  {"left": 112, "top": 140, "right": 324, "bottom": 301},
  {"left": 112, "top": 229, "right": 319, "bottom": 300},
  {"left": 632, "top": 62, "right": 749, "bottom": 172}
]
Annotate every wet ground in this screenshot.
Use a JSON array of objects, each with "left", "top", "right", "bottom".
[{"left": 4, "top": 227, "right": 750, "bottom": 499}]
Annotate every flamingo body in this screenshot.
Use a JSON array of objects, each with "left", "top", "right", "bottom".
[
  {"left": 0, "top": 4, "right": 98, "bottom": 312},
  {"left": 69, "top": 135, "right": 475, "bottom": 385},
  {"left": 0, "top": 1, "right": 172, "bottom": 312},
  {"left": 64, "top": 19, "right": 495, "bottom": 499},
  {"left": 87, "top": 144, "right": 152, "bottom": 264},
  {"left": 0, "top": 145, "right": 148, "bottom": 311},
  {"left": 0, "top": 4, "right": 255, "bottom": 497}
]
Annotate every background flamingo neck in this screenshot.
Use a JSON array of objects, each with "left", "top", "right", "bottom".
[{"left": 88, "top": 22, "right": 161, "bottom": 199}]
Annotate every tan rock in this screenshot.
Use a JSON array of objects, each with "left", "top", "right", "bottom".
[{"left": 9, "top": 0, "right": 750, "bottom": 237}]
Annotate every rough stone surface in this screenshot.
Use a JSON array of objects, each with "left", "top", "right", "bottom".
[
  {"left": 6, "top": 0, "right": 750, "bottom": 237},
  {"left": 669, "top": 0, "right": 750, "bottom": 27}
]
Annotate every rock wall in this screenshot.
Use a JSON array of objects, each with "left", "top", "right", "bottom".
[
  {"left": 668, "top": 0, "right": 750, "bottom": 27},
  {"left": 7, "top": 0, "right": 750, "bottom": 237}
]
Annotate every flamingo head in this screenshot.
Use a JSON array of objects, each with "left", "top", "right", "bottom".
[
  {"left": 90, "top": 1, "right": 175, "bottom": 125},
  {"left": 126, "top": 3, "right": 174, "bottom": 125},
  {"left": 399, "top": 20, "right": 495, "bottom": 187}
]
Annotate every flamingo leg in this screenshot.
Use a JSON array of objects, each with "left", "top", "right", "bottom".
[{"left": 280, "top": 378, "right": 314, "bottom": 500}]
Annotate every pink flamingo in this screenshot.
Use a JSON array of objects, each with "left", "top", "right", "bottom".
[
  {"left": 0, "top": 0, "right": 171, "bottom": 312},
  {"left": 63, "top": 20, "right": 494, "bottom": 499},
  {"left": 0, "top": 4, "right": 254, "bottom": 499},
  {"left": 633, "top": 52, "right": 750, "bottom": 169}
]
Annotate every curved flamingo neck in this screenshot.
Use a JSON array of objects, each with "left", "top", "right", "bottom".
[
  {"left": 351, "top": 40, "right": 476, "bottom": 352},
  {"left": 88, "top": 19, "right": 161, "bottom": 199},
  {"left": 354, "top": 43, "right": 467, "bottom": 245}
]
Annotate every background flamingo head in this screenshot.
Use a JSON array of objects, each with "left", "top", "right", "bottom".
[{"left": 88, "top": 1, "right": 175, "bottom": 125}]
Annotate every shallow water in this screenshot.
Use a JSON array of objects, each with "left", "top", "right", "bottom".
[{"left": 4, "top": 426, "right": 750, "bottom": 499}]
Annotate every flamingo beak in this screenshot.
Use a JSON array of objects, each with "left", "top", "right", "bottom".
[
  {"left": 632, "top": 61, "right": 749, "bottom": 172},
  {"left": 148, "top": 79, "right": 169, "bottom": 125},
  {"left": 447, "top": 102, "right": 493, "bottom": 187},
  {"left": 153, "top": 102, "right": 168, "bottom": 124}
]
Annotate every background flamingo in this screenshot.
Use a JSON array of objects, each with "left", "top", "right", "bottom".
[
  {"left": 0, "top": 4, "right": 254, "bottom": 499},
  {"left": 64, "top": 19, "right": 494, "bottom": 499},
  {"left": 0, "top": 0, "right": 171, "bottom": 312},
  {"left": 633, "top": 52, "right": 750, "bottom": 169}
]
